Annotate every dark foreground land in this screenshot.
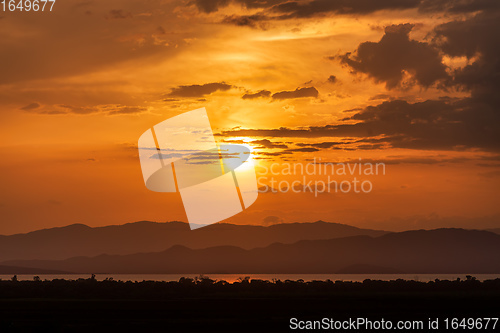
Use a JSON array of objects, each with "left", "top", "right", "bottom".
[{"left": 0, "top": 276, "right": 499, "bottom": 332}]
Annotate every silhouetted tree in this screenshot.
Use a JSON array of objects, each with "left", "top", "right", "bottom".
[{"left": 237, "top": 276, "right": 250, "bottom": 284}]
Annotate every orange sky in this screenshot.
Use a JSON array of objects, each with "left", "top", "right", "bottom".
[{"left": 1, "top": 0, "right": 499, "bottom": 234}]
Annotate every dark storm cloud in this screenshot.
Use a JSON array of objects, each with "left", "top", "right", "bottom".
[
  {"left": 256, "top": 151, "right": 291, "bottom": 157},
  {"left": 308, "top": 11, "right": 500, "bottom": 153},
  {"left": 21, "top": 104, "right": 147, "bottom": 116},
  {"left": 312, "top": 0, "right": 499, "bottom": 16},
  {"left": 327, "top": 75, "right": 337, "bottom": 83},
  {"left": 269, "top": 0, "right": 421, "bottom": 18},
  {"left": 201, "top": 0, "right": 420, "bottom": 15},
  {"left": 343, "top": 98, "right": 499, "bottom": 151},
  {"left": 316, "top": 155, "right": 472, "bottom": 166},
  {"left": 419, "top": 0, "right": 500, "bottom": 13},
  {"left": 220, "top": 98, "right": 500, "bottom": 151},
  {"left": 165, "top": 82, "right": 233, "bottom": 98},
  {"left": 223, "top": 138, "right": 288, "bottom": 149},
  {"left": 222, "top": 14, "right": 269, "bottom": 28},
  {"left": 296, "top": 142, "right": 342, "bottom": 149},
  {"left": 272, "top": 87, "right": 319, "bottom": 100},
  {"left": 56, "top": 105, "right": 98, "bottom": 115},
  {"left": 432, "top": 11, "right": 500, "bottom": 108},
  {"left": 369, "top": 94, "right": 392, "bottom": 101},
  {"left": 219, "top": 124, "right": 359, "bottom": 138},
  {"left": 213, "top": 0, "right": 497, "bottom": 27},
  {"left": 241, "top": 0, "right": 287, "bottom": 8},
  {"left": 339, "top": 24, "right": 448, "bottom": 89},
  {"left": 241, "top": 87, "right": 318, "bottom": 100},
  {"left": 193, "top": 0, "right": 230, "bottom": 13},
  {"left": 285, "top": 147, "right": 320, "bottom": 153},
  {"left": 105, "top": 10, "right": 133, "bottom": 19},
  {"left": 242, "top": 90, "right": 271, "bottom": 99},
  {"left": 107, "top": 106, "right": 147, "bottom": 115},
  {"left": 252, "top": 139, "right": 288, "bottom": 149},
  {"left": 204, "top": 0, "right": 500, "bottom": 31},
  {"left": 20, "top": 103, "right": 41, "bottom": 111},
  {"left": 357, "top": 143, "right": 385, "bottom": 150}
]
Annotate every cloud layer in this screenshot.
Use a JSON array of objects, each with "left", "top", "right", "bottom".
[{"left": 339, "top": 24, "right": 448, "bottom": 89}]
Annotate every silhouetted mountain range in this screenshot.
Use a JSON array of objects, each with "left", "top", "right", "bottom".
[
  {"left": 487, "top": 228, "right": 500, "bottom": 235},
  {"left": 0, "top": 221, "right": 387, "bottom": 261},
  {"left": 4, "top": 228, "right": 500, "bottom": 274}
]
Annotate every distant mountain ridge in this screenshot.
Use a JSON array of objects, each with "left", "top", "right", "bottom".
[
  {"left": 4, "top": 228, "right": 500, "bottom": 274},
  {"left": 0, "top": 221, "right": 387, "bottom": 261},
  {"left": 487, "top": 228, "right": 500, "bottom": 236}
]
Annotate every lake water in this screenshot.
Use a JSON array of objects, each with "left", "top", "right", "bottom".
[{"left": 1, "top": 273, "right": 499, "bottom": 283}]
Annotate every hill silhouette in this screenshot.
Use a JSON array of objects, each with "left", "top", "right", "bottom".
[
  {"left": 487, "top": 228, "right": 500, "bottom": 235},
  {"left": 0, "top": 221, "right": 386, "bottom": 261},
  {"left": 4, "top": 228, "right": 500, "bottom": 274}
]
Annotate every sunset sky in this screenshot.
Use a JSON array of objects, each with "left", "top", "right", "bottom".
[{"left": 0, "top": 0, "right": 499, "bottom": 234}]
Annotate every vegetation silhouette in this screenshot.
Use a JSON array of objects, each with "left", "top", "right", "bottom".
[
  {"left": 0, "top": 275, "right": 498, "bottom": 332},
  {"left": 0, "top": 274, "right": 498, "bottom": 298}
]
